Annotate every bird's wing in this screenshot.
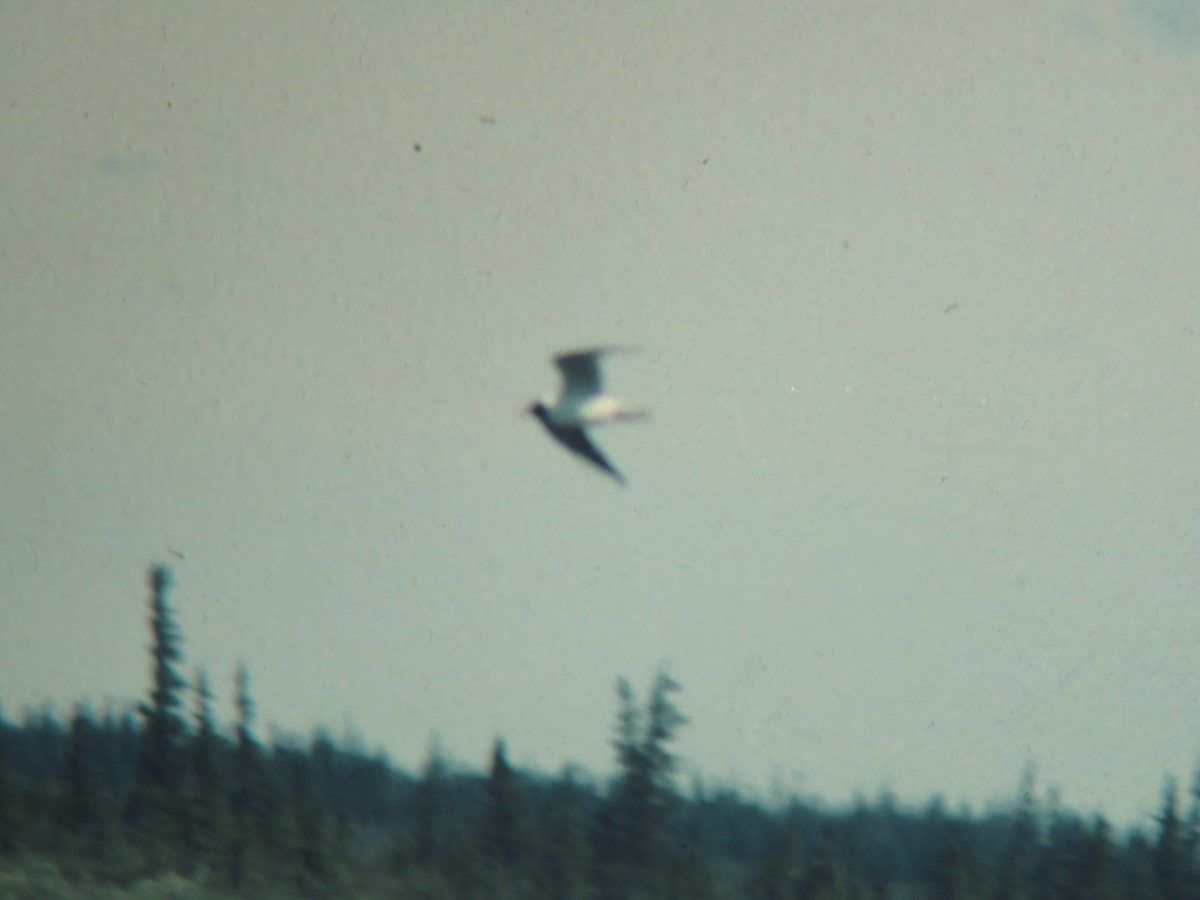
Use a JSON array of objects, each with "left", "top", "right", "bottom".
[
  {"left": 548, "top": 423, "right": 626, "bottom": 484},
  {"left": 553, "top": 347, "right": 625, "bottom": 400}
]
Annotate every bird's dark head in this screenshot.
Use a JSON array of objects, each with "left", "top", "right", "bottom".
[{"left": 527, "top": 401, "right": 549, "bottom": 423}]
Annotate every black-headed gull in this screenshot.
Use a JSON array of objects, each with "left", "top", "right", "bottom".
[{"left": 527, "top": 347, "right": 647, "bottom": 484}]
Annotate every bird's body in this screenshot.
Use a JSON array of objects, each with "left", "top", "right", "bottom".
[
  {"left": 528, "top": 347, "right": 647, "bottom": 484},
  {"left": 543, "top": 393, "right": 641, "bottom": 427}
]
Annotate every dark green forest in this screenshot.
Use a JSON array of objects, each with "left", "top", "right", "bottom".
[{"left": 1, "top": 565, "right": 1198, "bottom": 899}]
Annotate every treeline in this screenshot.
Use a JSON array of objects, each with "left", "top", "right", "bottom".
[{"left": 1, "top": 565, "right": 1199, "bottom": 899}]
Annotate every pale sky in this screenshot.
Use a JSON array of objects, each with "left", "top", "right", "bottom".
[{"left": 2, "top": 2, "right": 1198, "bottom": 829}]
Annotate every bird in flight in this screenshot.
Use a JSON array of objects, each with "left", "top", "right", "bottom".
[{"left": 527, "top": 347, "right": 648, "bottom": 484}]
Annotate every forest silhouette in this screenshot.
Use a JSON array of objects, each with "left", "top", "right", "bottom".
[{"left": 0, "top": 564, "right": 1196, "bottom": 899}]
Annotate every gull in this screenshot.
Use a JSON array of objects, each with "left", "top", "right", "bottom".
[{"left": 527, "top": 347, "right": 648, "bottom": 484}]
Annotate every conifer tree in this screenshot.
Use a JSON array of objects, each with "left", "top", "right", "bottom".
[
  {"left": 227, "top": 663, "right": 279, "bottom": 887},
  {"left": 538, "top": 768, "right": 591, "bottom": 900},
  {"left": 125, "top": 565, "right": 188, "bottom": 861},
  {"left": 60, "top": 705, "right": 116, "bottom": 863},
  {"left": 186, "top": 667, "right": 226, "bottom": 870},
  {"left": 929, "top": 817, "right": 978, "bottom": 900},
  {"left": 1119, "top": 830, "right": 1156, "bottom": 900},
  {"left": 994, "top": 764, "right": 1037, "bottom": 900},
  {"left": 1187, "top": 769, "right": 1200, "bottom": 900},
  {"left": 1153, "top": 777, "right": 1186, "bottom": 900},
  {"left": 0, "top": 718, "right": 23, "bottom": 856},
  {"left": 413, "top": 740, "right": 446, "bottom": 869},
  {"left": 746, "top": 806, "right": 802, "bottom": 900},
  {"left": 481, "top": 737, "right": 533, "bottom": 872},
  {"left": 598, "top": 671, "right": 688, "bottom": 898},
  {"left": 286, "top": 751, "right": 331, "bottom": 888},
  {"left": 643, "top": 673, "right": 687, "bottom": 797},
  {"left": 1070, "top": 816, "right": 1120, "bottom": 900}
]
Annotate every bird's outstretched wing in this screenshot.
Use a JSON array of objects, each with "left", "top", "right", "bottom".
[
  {"left": 553, "top": 347, "right": 626, "bottom": 400},
  {"left": 547, "top": 423, "right": 626, "bottom": 485}
]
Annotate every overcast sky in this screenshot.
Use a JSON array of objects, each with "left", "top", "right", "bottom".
[{"left": 2, "top": 2, "right": 1198, "bottom": 829}]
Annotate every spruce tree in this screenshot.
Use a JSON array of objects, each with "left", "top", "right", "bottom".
[
  {"left": 1120, "top": 831, "right": 1158, "bottom": 900},
  {"left": 538, "top": 768, "right": 591, "bottom": 900},
  {"left": 1070, "top": 816, "right": 1120, "bottom": 900},
  {"left": 1036, "top": 805, "right": 1092, "bottom": 900},
  {"left": 125, "top": 565, "right": 188, "bottom": 863},
  {"left": 1187, "top": 768, "right": 1200, "bottom": 900},
  {"left": 186, "top": 668, "right": 226, "bottom": 871},
  {"left": 0, "top": 717, "right": 23, "bottom": 856},
  {"left": 481, "top": 738, "right": 532, "bottom": 873},
  {"left": 994, "top": 764, "right": 1037, "bottom": 900},
  {"left": 746, "top": 807, "right": 802, "bottom": 900},
  {"left": 227, "top": 663, "right": 280, "bottom": 887},
  {"left": 271, "top": 751, "right": 324, "bottom": 888},
  {"left": 929, "top": 817, "right": 978, "bottom": 900},
  {"left": 1153, "top": 778, "right": 1186, "bottom": 900},
  {"left": 643, "top": 673, "right": 687, "bottom": 797},
  {"left": 60, "top": 705, "right": 115, "bottom": 863},
  {"left": 413, "top": 740, "right": 446, "bottom": 869},
  {"left": 598, "top": 671, "right": 688, "bottom": 897}
]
